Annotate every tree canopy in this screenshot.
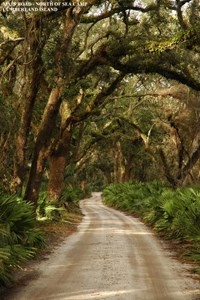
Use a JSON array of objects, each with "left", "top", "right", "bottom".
[{"left": 0, "top": 0, "right": 200, "bottom": 205}]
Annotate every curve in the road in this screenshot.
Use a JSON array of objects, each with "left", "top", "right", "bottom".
[{"left": 6, "top": 192, "right": 200, "bottom": 300}]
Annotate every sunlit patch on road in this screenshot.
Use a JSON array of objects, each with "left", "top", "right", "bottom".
[
  {"left": 7, "top": 194, "right": 200, "bottom": 300},
  {"left": 36, "top": 288, "right": 146, "bottom": 300}
]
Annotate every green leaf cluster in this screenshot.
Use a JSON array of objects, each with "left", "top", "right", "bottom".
[
  {"left": 103, "top": 182, "right": 200, "bottom": 269},
  {"left": 0, "top": 192, "right": 44, "bottom": 286}
]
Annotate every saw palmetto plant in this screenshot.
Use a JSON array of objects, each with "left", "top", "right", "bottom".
[
  {"left": 0, "top": 192, "right": 44, "bottom": 286},
  {"left": 103, "top": 182, "right": 200, "bottom": 269}
]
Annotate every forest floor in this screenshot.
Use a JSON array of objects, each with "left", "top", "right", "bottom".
[
  {"left": 0, "top": 208, "right": 83, "bottom": 300},
  {"left": 1, "top": 193, "right": 200, "bottom": 300}
]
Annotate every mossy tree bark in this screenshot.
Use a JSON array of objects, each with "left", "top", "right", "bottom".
[
  {"left": 15, "top": 17, "right": 44, "bottom": 193},
  {"left": 47, "top": 129, "right": 72, "bottom": 202}
]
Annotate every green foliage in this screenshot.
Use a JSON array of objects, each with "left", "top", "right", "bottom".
[
  {"left": 103, "top": 181, "right": 164, "bottom": 214},
  {"left": 0, "top": 192, "right": 44, "bottom": 286},
  {"left": 61, "top": 186, "right": 91, "bottom": 204},
  {"left": 37, "top": 191, "right": 64, "bottom": 221},
  {"left": 62, "top": 186, "right": 83, "bottom": 203},
  {"left": 37, "top": 186, "right": 90, "bottom": 221},
  {"left": 103, "top": 182, "right": 200, "bottom": 263}
]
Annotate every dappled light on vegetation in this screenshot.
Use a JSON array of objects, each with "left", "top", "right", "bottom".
[{"left": 0, "top": 0, "right": 200, "bottom": 289}]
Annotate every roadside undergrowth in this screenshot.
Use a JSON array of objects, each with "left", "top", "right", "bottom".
[
  {"left": 38, "top": 208, "right": 83, "bottom": 252},
  {"left": 0, "top": 186, "right": 85, "bottom": 288},
  {"left": 103, "top": 181, "right": 200, "bottom": 276}
]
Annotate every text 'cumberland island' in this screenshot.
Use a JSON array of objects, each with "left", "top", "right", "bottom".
[{"left": 1, "top": 1, "right": 87, "bottom": 13}]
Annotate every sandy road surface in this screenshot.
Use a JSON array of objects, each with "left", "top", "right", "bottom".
[{"left": 6, "top": 193, "right": 200, "bottom": 300}]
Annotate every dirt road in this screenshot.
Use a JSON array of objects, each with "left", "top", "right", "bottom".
[{"left": 6, "top": 193, "right": 200, "bottom": 300}]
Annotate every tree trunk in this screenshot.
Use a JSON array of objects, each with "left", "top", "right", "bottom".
[
  {"left": 48, "top": 155, "right": 66, "bottom": 202},
  {"left": 24, "top": 85, "right": 62, "bottom": 205},
  {"left": 24, "top": 8, "right": 83, "bottom": 206},
  {"left": 123, "top": 156, "right": 134, "bottom": 182},
  {"left": 47, "top": 129, "right": 72, "bottom": 202},
  {"left": 15, "top": 17, "right": 44, "bottom": 192},
  {"left": 15, "top": 56, "right": 42, "bottom": 191},
  {"left": 104, "top": 170, "right": 112, "bottom": 184},
  {"left": 113, "top": 140, "right": 124, "bottom": 183},
  {"left": 158, "top": 148, "right": 177, "bottom": 188}
]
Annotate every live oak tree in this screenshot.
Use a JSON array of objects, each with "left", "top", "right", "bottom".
[
  {"left": 75, "top": 74, "right": 200, "bottom": 187},
  {"left": 45, "top": 0, "right": 200, "bottom": 201},
  {"left": 0, "top": 0, "right": 199, "bottom": 207}
]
